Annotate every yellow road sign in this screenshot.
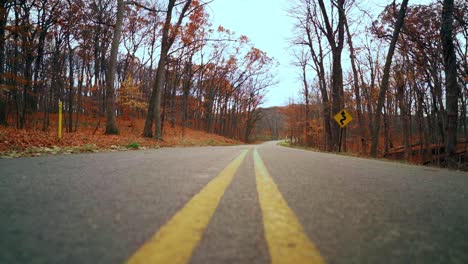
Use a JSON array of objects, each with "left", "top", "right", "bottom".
[{"left": 334, "top": 109, "right": 353, "bottom": 128}]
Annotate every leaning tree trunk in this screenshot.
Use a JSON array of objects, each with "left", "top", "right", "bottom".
[
  {"left": 104, "top": 0, "right": 124, "bottom": 135},
  {"left": 143, "top": 0, "right": 192, "bottom": 139},
  {"left": 370, "top": 0, "right": 409, "bottom": 157},
  {"left": 441, "top": 0, "right": 459, "bottom": 168},
  {"left": 143, "top": 48, "right": 168, "bottom": 138}
]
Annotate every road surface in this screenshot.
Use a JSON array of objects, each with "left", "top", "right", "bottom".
[{"left": 1, "top": 141, "right": 467, "bottom": 264}]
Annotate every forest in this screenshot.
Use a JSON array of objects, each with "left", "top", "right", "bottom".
[
  {"left": 0, "top": 0, "right": 466, "bottom": 168},
  {"left": 0, "top": 0, "right": 276, "bottom": 149},
  {"left": 263, "top": 0, "right": 466, "bottom": 168}
]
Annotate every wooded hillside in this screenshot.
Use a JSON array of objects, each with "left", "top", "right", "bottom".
[
  {"left": 0, "top": 0, "right": 276, "bottom": 146},
  {"left": 286, "top": 0, "right": 466, "bottom": 168}
]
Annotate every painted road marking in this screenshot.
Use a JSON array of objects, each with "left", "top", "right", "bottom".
[
  {"left": 126, "top": 149, "right": 249, "bottom": 264},
  {"left": 254, "top": 149, "right": 326, "bottom": 264}
]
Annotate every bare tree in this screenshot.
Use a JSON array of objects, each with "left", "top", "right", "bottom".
[
  {"left": 344, "top": 15, "right": 366, "bottom": 154},
  {"left": 441, "top": 0, "right": 459, "bottom": 167},
  {"left": 316, "top": 0, "right": 346, "bottom": 151},
  {"left": 370, "top": 0, "right": 409, "bottom": 157},
  {"left": 0, "top": 0, "right": 12, "bottom": 126},
  {"left": 105, "top": 0, "right": 124, "bottom": 134},
  {"left": 292, "top": 0, "right": 333, "bottom": 150},
  {"left": 294, "top": 48, "right": 311, "bottom": 146},
  {"left": 143, "top": 0, "right": 192, "bottom": 139}
]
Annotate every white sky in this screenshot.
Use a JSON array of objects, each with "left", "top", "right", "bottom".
[
  {"left": 207, "top": 0, "right": 433, "bottom": 107},
  {"left": 208, "top": 0, "right": 296, "bottom": 107}
]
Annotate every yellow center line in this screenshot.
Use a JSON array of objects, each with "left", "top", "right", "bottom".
[
  {"left": 126, "top": 149, "right": 249, "bottom": 264},
  {"left": 253, "top": 148, "right": 326, "bottom": 264}
]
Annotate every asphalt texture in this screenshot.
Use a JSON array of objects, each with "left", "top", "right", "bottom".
[{"left": 1, "top": 141, "right": 467, "bottom": 264}]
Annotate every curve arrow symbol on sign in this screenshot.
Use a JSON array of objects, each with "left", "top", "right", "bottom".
[
  {"left": 340, "top": 111, "right": 347, "bottom": 125},
  {"left": 334, "top": 109, "right": 353, "bottom": 128}
]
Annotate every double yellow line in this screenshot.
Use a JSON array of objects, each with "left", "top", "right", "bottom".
[{"left": 126, "top": 149, "right": 325, "bottom": 264}]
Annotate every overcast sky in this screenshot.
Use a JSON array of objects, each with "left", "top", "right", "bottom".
[
  {"left": 207, "top": 0, "right": 432, "bottom": 107},
  {"left": 208, "top": 0, "right": 296, "bottom": 107}
]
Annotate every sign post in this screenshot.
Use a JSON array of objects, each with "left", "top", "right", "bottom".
[
  {"left": 58, "top": 100, "right": 63, "bottom": 140},
  {"left": 333, "top": 109, "right": 352, "bottom": 152}
]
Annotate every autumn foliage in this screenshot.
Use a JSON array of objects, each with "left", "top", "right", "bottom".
[
  {"left": 0, "top": 0, "right": 276, "bottom": 155},
  {"left": 0, "top": 115, "right": 240, "bottom": 157},
  {"left": 285, "top": 0, "right": 467, "bottom": 167}
]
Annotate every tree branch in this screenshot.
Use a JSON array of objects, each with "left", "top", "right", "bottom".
[{"left": 123, "top": 1, "right": 166, "bottom": 13}]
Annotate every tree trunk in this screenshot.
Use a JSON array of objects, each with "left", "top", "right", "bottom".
[
  {"left": 181, "top": 58, "right": 192, "bottom": 136},
  {"left": 68, "top": 42, "right": 74, "bottom": 133},
  {"left": 75, "top": 64, "right": 84, "bottom": 132},
  {"left": 144, "top": 53, "right": 167, "bottom": 138},
  {"left": 161, "top": 72, "right": 169, "bottom": 135},
  {"left": 414, "top": 80, "right": 430, "bottom": 161},
  {"left": 0, "top": 2, "right": 8, "bottom": 126},
  {"left": 360, "top": 61, "right": 374, "bottom": 126},
  {"left": 330, "top": 50, "right": 344, "bottom": 151},
  {"left": 170, "top": 64, "right": 178, "bottom": 129},
  {"left": 21, "top": 56, "right": 34, "bottom": 129},
  {"left": 396, "top": 72, "right": 411, "bottom": 161},
  {"left": 383, "top": 105, "right": 390, "bottom": 154},
  {"left": 301, "top": 61, "right": 311, "bottom": 146},
  {"left": 307, "top": 25, "right": 332, "bottom": 151},
  {"left": 370, "top": 0, "right": 409, "bottom": 157},
  {"left": 143, "top": 0, "right": 192, "bottom": 139},
  {"left": 344, "top": 16, "right": 366, "bottom": 155},
  {"left": 104, "top": 0, "right": 124, "bottom": 135},
  {"left": 460, "top": 89, "right": 467, "bottom": 139},
  {"left": 317, "top": 0, "right": 345, "bottom": 151},
  {"left": 441, "top": 0, "right": 459, "bottom": 168}
]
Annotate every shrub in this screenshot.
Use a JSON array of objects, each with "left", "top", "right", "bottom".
[{"left": 126, "top": 142, "right": 140, "bottom": 149}]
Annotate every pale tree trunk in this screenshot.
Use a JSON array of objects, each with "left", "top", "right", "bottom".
[
  {"left": 414, "top": 78, "right": 430, "bottom": 161},
  {"left": 441, "top": 0, "right": 459, "bottom": 168},
  {"left": 383, "top": 104, "right": 390, "bottom": 153},
  {"left": 370, "top": 0, "right": 409, "bottom": 157},
  {"left": 105, "top": 0, "right": 124, "bottom": 135}
]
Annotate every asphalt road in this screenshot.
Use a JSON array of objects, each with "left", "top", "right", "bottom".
[{"left": 1, "top": 141, "right": 467, "bottom": 264}]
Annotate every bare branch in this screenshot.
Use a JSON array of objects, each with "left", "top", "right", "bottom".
[{"left": 123, "top": 1, "right": 166, "bottom": 13}]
